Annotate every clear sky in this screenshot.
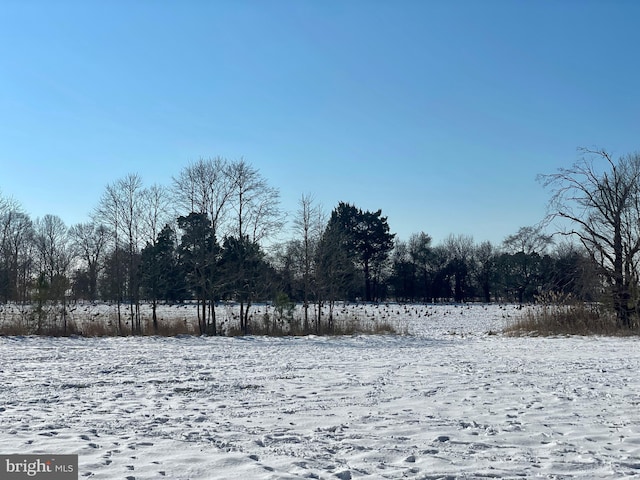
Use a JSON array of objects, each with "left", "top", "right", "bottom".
[{"left": 1, "top": 0, "right": 639, "bottom": 246}]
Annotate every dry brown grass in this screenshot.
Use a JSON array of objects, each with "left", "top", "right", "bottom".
[
  {"left": 504, "top": 293, "right": 638, "bottom": 336},
  {"left": 0, "top": 321, "right": 31, "bottom": 336},
  {"left": 226, "top": 313, "right": 401, "bottom": 337},
  {"left": 0, "top": 304, "right": 402, "bottom": 337},
  {"left": 144, "top": 318, "right": 198, "bottom": 336},
  {"left": 78, "top": 320, "right": 119, "bottom": 337},
  {"left": 0, "top": 318, "right": 83, "bottom": 337}
]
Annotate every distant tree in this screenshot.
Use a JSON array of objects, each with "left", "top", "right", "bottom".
[
  {"left": 173, "top": 158, "right": 282, "bottom": 332},
  {"left": 33, "top": 215, "right": 74, "bottom": 288},
  {"left": 500, "top": 226, "right": 552, "bottom": 303},
  {"left": 117, "top": 173, "right": 145, "bottom": 334},
  {"left": 540, "top": 148, "right": 640, "bottom": 327},
  {"left": 140, "top": 223, "right": 185, "bottom": 331},
  {"left": 94, "top": 180, "right": 125, "bottom": 332},
  {"left": 496, "top": 251, "right": 541, "bottom": 303},
  {"left": 326, "top": 202, "right": 395, "bottom": 302},
  {"left": 548, "top": 242, "right": 601, "bottom": 301},
  {"left": 173, "top": 158, "right": 239, "bottom": 330},
  {"left": 474, "top": 240, "right": 497, "bottom": 303},
  {"left": 408, "top": 232, "right": 434, "bottom": 302},
  {"left": 69, "top": 222, "right": 108, "bottom": 301},
  {"left": 389, "top": 239, "right": 417, "bottom": 302},
  {"left": 220, "top": 235, "right": 270, "bottom": 334},
  {"left": 315, "top": 219, "right": 358, "bottom": 330},
  {"left": 33, "top": 214, "right": 75, "bottom": 332},
  {"left": 0, "top": 205, "right": 33, "bottom": 303},
  {"left": 172, "top": 156, "right": 234, "bottom": 237},
  {"left": 424, "top": 245, "right": 448, "bottom": 302},
  {"left": 141, "top": 183, "right": 172, "bottom": 247},
  {"left": 503, "top": 226, "right": 552, "bottom": 257},
  {"left": 292, "top": 193, "right": 325, "bottom": 329},
  {"left": 270, "top": 239, "right": 302, "bottom": 302},
  {"left": 227, "top": 158, "right": 284, "bottom": 243},
  {"left": 178, "top": 212, "right": 219, "bottom": 334},
  {"left": 442, "top": 234, "right": 475, "bottom": 302},
  {"left": 98, "top": 248, "right": 129, "bottom": 305}
]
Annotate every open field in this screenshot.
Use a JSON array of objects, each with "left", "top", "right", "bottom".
[{"left": 1, "top": 304, "right": 640, "bottom": 479}]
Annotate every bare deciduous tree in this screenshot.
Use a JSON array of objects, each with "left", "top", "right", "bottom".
[
  {"left": 226, "top": 158, "right": 284, "bottom": 332},
  {"left": 227, "top": 158, "right": 284, "bottom": 243},
  {"left": 117, "top": 173, "right": 145, "bottom": 334},
  {"left": 94, "top": 173, "right": 145, "bottom": 333},
  {"left": 172, "top": 157, "right": 235, "bottom": 332},
  {"left": 141, "top": 183, "right": 171, "bottom": 247},
  {"left": 474, "top": 240, "right": 497, "bottom": 303},
  {"left": 503, "top": 225, "right": 552, "bottom": 256},
  {"left": 0, "top": 195, "right": 22, "bottom": 301},
  {"left": 442, "top": 234, "right": 475, "bottom": 302},
  {"left": 69, "top": 222, "right": 108, "bottom": 301},
  {"left": 540, "top": 148, "right": 640, "bottom": 327},
  {"left": 293, "top": 193, "right": 325, "bottom": 330},
  {"left": 172, "top": 156, "right": 234, "bottom": 236},
  {"left": 94, "top": 179, "right": 124, "bottom": 331},
  {"left": 0, "top": 203, "right": 34, "bottom": 304},
  {"left": 34, "top": 215, "right": 74, "bottom": 285},
  {"left": 33, "top": 214, "right": 75, "bottom": 333}
]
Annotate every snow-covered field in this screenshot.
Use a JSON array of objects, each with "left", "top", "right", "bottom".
[{"left": 1, "top": 304, "right": 640, "bottom": 479}]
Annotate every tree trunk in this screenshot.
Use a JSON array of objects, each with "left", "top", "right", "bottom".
[
  {"left": 364, "top": 260, "right": 371, "bottom": 302},
  {"left": 239, "top": 300, "right": 245, "bottom": 334},
  {"left": 152, "top": 299, "right": 158, "bottom": 333},
  {"left": 200, "top": 297, "right": 207, "bottom": 335},
  {"left": 243, "top": 301, "right": 252, "bottom": 335},
  {"left": 208, "top": 299, "right": 217, "bottom": 335},
  {"left": 315, "top": 300, "right": 322, "bottom": 334}
]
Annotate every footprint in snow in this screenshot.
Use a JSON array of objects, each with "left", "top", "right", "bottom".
[{"left": 334, "top": 470, "right": 352, "bottom": 480}]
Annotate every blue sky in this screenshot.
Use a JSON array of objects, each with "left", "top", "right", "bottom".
[{"left": 1, "top": 0, "right": 639, "bottom": 246}]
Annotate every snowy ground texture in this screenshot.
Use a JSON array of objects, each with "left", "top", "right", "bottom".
[{"left": 2, "top": 303, "right": 640, "bottom": 479}]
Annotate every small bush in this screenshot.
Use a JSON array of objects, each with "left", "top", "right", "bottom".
[{"left": 504, "top": 292, "right": 633, "bottom": 336}]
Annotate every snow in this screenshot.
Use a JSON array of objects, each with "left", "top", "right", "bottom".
[{"left": 1, "top": 304, "right": 640, "bottom": 479}]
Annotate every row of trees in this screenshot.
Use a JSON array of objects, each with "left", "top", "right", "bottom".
[
  {"left": 2, "top": 149, "right": 638, "bottom": 333},
  {"left": 388, "top": 229, "right": 599, "bottom": 304}
]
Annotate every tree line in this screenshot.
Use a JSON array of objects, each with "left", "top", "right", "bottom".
[{"left": 0, "top": 150, "right": 634, "bottom": 334}]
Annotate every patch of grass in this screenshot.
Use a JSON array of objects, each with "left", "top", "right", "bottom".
[
  {"left": 144, "top": 318, "right": 197, "bottom": 336},
  {"left": 0, "top": 321, "right": 30, "bottom": 336},
  {"left": 504, "top": 293, "right": 637, "bottom": 336},
  {"left": 227, "top": 313, "right": 401, "bottom": 337},
  {"left": 0, "top": 318, "right": 82, "bottom": 337},
  {"left": 79, "top": 319, "right": 120, "bottom": 337},
  {"left": 330, "top": 315, "right": 402, "bottom": 336},
  {"left": 0, "top": 303, "right": 403, "bottom": 338}
]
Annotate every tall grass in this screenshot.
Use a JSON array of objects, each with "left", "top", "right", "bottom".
[
  {"left": 504, "top": 292, "right": 635, "bottom": 336},
  {"left": 225, "top": 311, "right": 401, "bottom": 337},
  {"left": 0, "top": 304, "right": 400, "bottom": 337}
]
